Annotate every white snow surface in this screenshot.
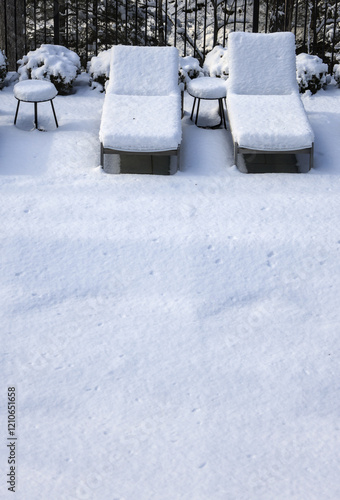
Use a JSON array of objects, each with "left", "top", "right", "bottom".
[
  {"left": 227, "top": 93, "right": 314, "bottom": 150},
  {"left": 100, "top": 46, "right": 181, "bottom": 152},
  {"left": 203, "top": 45, "right": 229, "bottom": 79},
  {"left": 18, "top": 44, "right": 81, "bottom": 84},
  {"left": 88, "top": 48, "right": 112, "bottom": 81},
  {"left": 187, "top": 77, "right": 227, "bottom": 99},
  {"left": 13, "top": 80, "right": 58, "bottom": 102},
  {"left": 109, "top": 45, "right": 179, "bottom": 96},
  {"left": 227, "top": 32, "right": 298, "bottom": 95},
  {"left": 1, "top": 72, "right": 340, "bottom": 500},
  {"left": 100, "top": 94, "right": 182, "bottom": 151},
  {"left": 296, "top": 52, "right": 329, "bottom": 79}
]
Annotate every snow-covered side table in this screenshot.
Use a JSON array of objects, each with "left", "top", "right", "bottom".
[
  {"left": 13, "top": 80, "right": 59, "bottom": 130},
  {"left": 187, "top": 77, "right": 227, "bottom": 128}
]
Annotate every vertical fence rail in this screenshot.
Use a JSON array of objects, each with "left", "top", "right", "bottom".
[{"left": 0, "top": 0, "right": 339, "bottom": 70}]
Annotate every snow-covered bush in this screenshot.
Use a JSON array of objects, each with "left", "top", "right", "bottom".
[
  {"left": 17, "top": 44, "right": 81, "bottom": 95},
  {"left": 334, "top": 64, "right": 340, "bottom": 86},
  {"left": 88, "top": 48, "right": 112, "bottom": 91},
  {"left": 0, "top": 49, "right": 8, "bottom": 89},
  {"left": 296, "top": 53, "right": 329, "bottom": 94},
  {"left": 179, "top": 55, "right": 204, "bottom": 89},
  {"left": 203, "top": 45, "right": 229, "bottom": 79}
]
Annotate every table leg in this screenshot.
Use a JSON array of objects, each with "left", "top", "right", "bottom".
[
  {"left": 14, "top": 100, "right": 20, "bottom": 125},
  {"left": 50, "top": 100, "right": 59, "bottom": 128},
  {"left": 195, "top": 99, "right": 201, "bottom": 126},
  {"left": 190, "top": 97, "right": 197, "bottom": 121},
  {"left": 34, "top": 102, "right": 38, "bottom": 129}
]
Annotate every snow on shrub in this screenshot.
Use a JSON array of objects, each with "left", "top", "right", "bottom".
[
  {"left": 296, "top": 53, "right": 328, "bottom": 94},
  {"left": 17, "top": 44, "right": 81, "bottom": 95},
  {"left": 179, "top": 55, "right": 204, "bottom": 89},
  {"left": 0, "top": 49, "right": 8, "bottom": 89},
  {"left": 203, "top": 45, "right": 229, "bottom": 79},
  {"left": 334, "top": 64, "right": 340, "bottom": 86},
  {"left": 88, "top": 48, "right": 112, "bottom": 91}
]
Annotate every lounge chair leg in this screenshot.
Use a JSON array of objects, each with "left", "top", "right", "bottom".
[
  {"left": 100, "top": 143, "right": 104, "bottom": 168},
  {"left": 309, "top": 143, "right": 314, "bottom": 170},
  {"left": 177, "top": 146, "right": 181, "bottom": 172},
  {"left": 234, "top": 142, "right": 238, "bottom": 166}
]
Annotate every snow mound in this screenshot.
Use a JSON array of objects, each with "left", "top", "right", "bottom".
[
  {"left": 179, "top": 55, "right": 204, "bottom": 89},
  {"left": 17, "top": 44, "right": 81, "bottom": 95},
  {"left": 204, "top": 45, "right": 229, "bottom": 79},
  {"left": 88, "top": 48, "right": 112, "bottom": 91},
  {"left": 296, "top": 53, "right": 329, "bottom": 94}
]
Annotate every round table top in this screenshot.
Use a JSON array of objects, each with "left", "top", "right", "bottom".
[
  {"left": 13, "top": 79, "right": 58, "bottom": 102},
  {"left": 187, "top": 76, "right": 227, "bottom": 99}
]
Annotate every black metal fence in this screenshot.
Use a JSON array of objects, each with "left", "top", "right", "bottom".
[{"left": 0, "top": 0, "right": 339, "bottom": 70}]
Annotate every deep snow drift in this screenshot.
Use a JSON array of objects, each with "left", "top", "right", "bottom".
[{"left": 1, "top": 73, "right": 340, "bottom": 500}]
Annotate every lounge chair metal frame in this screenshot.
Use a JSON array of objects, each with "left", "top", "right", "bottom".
[
  {"left": 232, "top": 140, "right": 314, "bottom": 171},
  {"left": 100, "top": 144, "right": 181, "bottom": 172}
]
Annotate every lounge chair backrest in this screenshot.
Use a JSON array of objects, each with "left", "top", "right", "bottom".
[
  {"left": 108, "top": 46, "right": 179, "bottom": 97},
  {"left": 227, "top": 32, "right": 298, "bottom": 96}
]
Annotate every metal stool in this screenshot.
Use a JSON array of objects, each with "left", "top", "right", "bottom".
[
  {"left": 13, "top": 80, "right": 58, "bottom": 130},
  {"left": 187, "top": 77, "right": 227, "bottom": 129}
]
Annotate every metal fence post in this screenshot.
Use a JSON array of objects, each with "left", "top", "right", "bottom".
[
  {"left": 252, "top": 0, "right": 260, "bottom": 32},
  {"left": 54, "top": 0, "right": 59, "bottom": 45}
]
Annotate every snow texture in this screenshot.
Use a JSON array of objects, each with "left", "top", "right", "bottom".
[
  {"left": 13, "top": 80, "right": 58, "bottom": 102},
  {"left": 187, "top": 77, "right": 227, "bottom": 99},
  {"left": 88, "top": 48, "right": 112, "bottom": 81},
  {"left": 17, "top": 44, "right": 81, "bottom": 85},
  {"left": 296, "top": 53, "right": 329, "bottom": 93},
  {"left": 100, "top": 94, "right": 182, "bottom": 151},
  {"left": 227, "top": 32, "right": 298, "bottom": 96},
  {"left": 180, "top": 55, "right": 203, "bottom": 77},
  {"left": 100, "top": 46, "right": 181, "bottom": 152},
  {"left": 108, "top": 45, "right": 179, "bottom": 96},
  {"left": 88, "top": 48, "right": 112, "bottom": 91},
  {"left": 179, "top": 55, "right": 205, "bottom": 89},
  {"left": 1, "top": 71, "right": 340, "bottom": 500},
  {"left": 227, "top": 94, "right": 314, "bottom": 150},
  {"left": 227, "top": 32, "right": 314, "bottom": 151},
  {"left": 203, "top": 45, "right": 229, "bottom": 79},
  {"left": 335, "top": 64, "right": 340, "bottom": 85}
]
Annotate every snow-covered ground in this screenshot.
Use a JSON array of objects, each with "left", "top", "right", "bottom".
[{"left": 1, "top": 74, "right": 340, "bottom": 500}]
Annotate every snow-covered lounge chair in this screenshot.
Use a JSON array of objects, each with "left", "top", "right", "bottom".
[
  {"left": 99, "top": 46, "right": 182, "bottom": 174},
  {"left": 226, "top": 32, "right": 314, "bottom": 171}
]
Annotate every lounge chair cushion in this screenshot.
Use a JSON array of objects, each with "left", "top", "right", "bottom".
[
  {"left": 227, "top": 32, "right": 298, "bottom": 96},
  {"left": 100, "top": 94, "right": 182, "bottom": 152},
  {"left": 227, "top": 93, "right": 314, "bottom": 151},
  {"left": 108, "top": 45, "right": 179, "bottom": 97}
]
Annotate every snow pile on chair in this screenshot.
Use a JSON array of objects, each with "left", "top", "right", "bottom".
[
  {"left": 99, "top": 46, "right": 182, "bottom": 172},
  {"left": 226, "top": 32, "right": 314, "bottom": 170}
]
